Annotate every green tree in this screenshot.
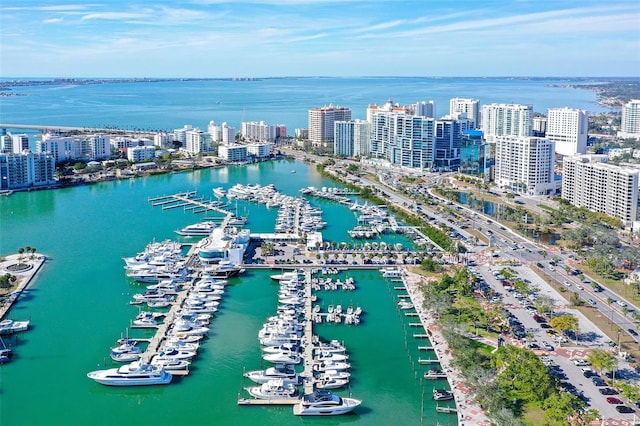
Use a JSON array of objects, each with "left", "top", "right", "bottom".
[
  {"left": 542, "top": 392, "right": 586, "bottom": 425},
  {"left": 587, "top": 349, "right": 618, "bottom": 376},
  {"left": 492, "top": 345, "right": 554, "bottom": 405},
  {"left": 549, "top": 314, "right": 579, "bottom": 343}
]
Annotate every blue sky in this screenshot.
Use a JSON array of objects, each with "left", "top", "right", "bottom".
[{"left": 1, "top": 0, "right": 639, "bottom": 78}]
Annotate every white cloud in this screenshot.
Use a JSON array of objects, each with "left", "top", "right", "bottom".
[{"left": 43, "top": 17, "right": 64, "bottom": 24}]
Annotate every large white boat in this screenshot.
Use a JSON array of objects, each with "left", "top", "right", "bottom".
[
  {"left": 245, "top": 379, "right": 300, "bottom": 400},
  {"left": 204, "top": 261, "right": 245, "bottom": 278},
  {"left": 293, "top": 390, "right": 361, "bottom": 416},
  {"left": 110, "top": 342, "right": 143, "bottom": 362},
  {"left": 87, "top": 361, "right": 173, "bottom": 386},
  {"left": 379, "top": 267, "right": 404, "bottom": 279},
  {"left": 244, "top": 364, "right": 302, "bottom": 385},
  {"left": 263, "top": 351, "right": 301, "bottom": 365},
  {"left": 432, "top": 389, "right": 454, "bottom": 401},
  {"left": 0, "top": 319, "right": 30, "bottom": 335},
  {"left": 176, "top": 221, "right": 217, "bottom": 237},
  {"left": 212, "top": 187, "right": 227, "bottom": 198}
]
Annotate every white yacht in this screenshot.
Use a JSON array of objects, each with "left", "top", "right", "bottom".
[
  {"left": 212, "top": 187, "right": 227, "bottom": 198},
  {"left": 245, "top": 379, "right": 300, "bottom": 400},
  {"left": 110, "top": 342, "right": 142, "bottom": 362},
  {"left": 244, "top": 364, "right": 302, "bottom": 385},
  {"left": 87, "top": 361, "right": 172, "bottom": 386},
  {"left": 293, "top": 390, "right": 361, "bottom": 416},
  {"left": 0, "top": 319, "right": 30, "bottom": 335},
  {"left": 398, "top": 301, "right": 414, "bottom": 310},
  {"left": 263, "top": 351, "right": 301, "bottom": 365},
  {"left": 150, "top": 356, "right": 191, "bottom": 372},
  {"left": 176, "top": 221, "right": 217, "bottom": 237},
  {"left": 380, "top": 267, "right": 403, "bottom": 278}
]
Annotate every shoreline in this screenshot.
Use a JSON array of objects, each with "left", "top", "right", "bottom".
[
  {"left": 0, "top": 253, "right": 46, "bottom": 320},
  {"left": 402, "top": 269, "right": 492, "bottom": 425}
]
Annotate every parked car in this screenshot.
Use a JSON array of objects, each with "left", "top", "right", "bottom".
[
  {"left": 599, "top": 387, "right": 618, "bottom": 395},
  {"left": 616, "top": 405, "right": 635, "bottom": 414},
  {"left": 607, "top": 397, "right": 623, "bottom": 404},
  {"left": 542, "top": 342, "right": 554, "bottom": 351},
  {"left": 573, "top": 359, "right": 590, "bottom": 366}
]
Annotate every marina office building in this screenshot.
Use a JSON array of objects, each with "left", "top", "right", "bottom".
[{"left": 562, "top": 154, "right": 639, "bottom": 226}]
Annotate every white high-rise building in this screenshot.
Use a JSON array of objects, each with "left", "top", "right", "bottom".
[
  {"left": 37, "top": 134, "right": 81, "bottom": 163},
  {"left": 241, "top": 121, "right": 277, "bottom": 143},
  {"left": 562, "top": 154, "right": 639, "bottom": 225},
  {"left": 173, "top": 125, "right": 193, "bottom": 145},
  {"left": 221, "top": 122, "right": 235, "bottom": 144},
  {"left": 546, "top": 107, "right": 588, "bottom": 156},
  {"left": 308, "top": 105, "right": 352, "bottom": 145},
  {"left": 481, "top": 103, "right": 533, "bottom": 143},
  {"left": 494, "top": 136, "right": 555, "bottom": 196},
  {"left": 619, "top": 99, "right": 640, "bottom": 139},
  {"left": 449, "top": 98, "right": 480, "bottom": 129},
  {"left": 88, "top": 134, "right": 111, "bottom": 160},
  {"left": 334, "top": 120, "right": 370, "bottom": 158},
  {"left": 0, "top": 152, "right": 56, "bottom": 190}
]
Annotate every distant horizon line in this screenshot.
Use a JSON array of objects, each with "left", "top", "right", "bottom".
[{"left": 2, "top": 75, "right": 639, "bottom": 81}]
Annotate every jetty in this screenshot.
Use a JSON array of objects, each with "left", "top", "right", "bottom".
[{"left": 148, "top": 191, "right": 232, "bottom": 218}]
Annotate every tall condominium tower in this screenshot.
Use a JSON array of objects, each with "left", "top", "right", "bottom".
[
  {"left": 334, "top": 120, "right": 370, "bottom": 158},
  {"left": 546, "top": 107, "right": 588, "bottom": 156},
  {"left": 370, "top": 110, "right": 434, "bottom": 169},
  {"left": 619, "top": 99, "right": 640, "bottom": 139},
  {"left": 562, "top": 154, "right": 639, "bottom": 225},
  {"left": 494, "top": 136, "right": 555, "bottom": 196},
  {"left": 434, "top": 118, "right": 461, "bottom": 170},
  {"left": 449, "top": 98, "right": 480, "bottom": 129},
  {"left": 308, "top": 105, "right": 352, "bottom": 146},
  {"left": 481, "top": 103, "right": 533, "bottom": 143}
]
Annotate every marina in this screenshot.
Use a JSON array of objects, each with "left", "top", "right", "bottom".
[{"left": 1, "top": 160, "right": 449, "bottom": 425}]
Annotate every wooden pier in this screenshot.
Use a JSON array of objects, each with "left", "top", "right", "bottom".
[
  {"left": 302, "top": 269, "right": 315, "bottom": 395},
  {"left": 418, "top": 359, "right": 440, "bottom": 364}
]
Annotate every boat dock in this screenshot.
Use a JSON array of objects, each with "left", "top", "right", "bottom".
[
  {"left": 302, "top": 269, "right": 315, "bottom": 395},
  {"left": 237, "top": 398, "right": 299, "bottom": 406},
  {"left": 148, "top": 191, "right": 232, "bottom": 218}
]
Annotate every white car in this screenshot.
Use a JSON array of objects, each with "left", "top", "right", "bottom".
[
  {"left": 615, "top": 300, "right": 627, "bottom": 307},
  {"left": 562, "top": 281, "right": 571, "bottom": 287}
]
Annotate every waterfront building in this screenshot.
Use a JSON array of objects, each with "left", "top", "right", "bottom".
[
  {"left": 308, "top": 105, "right": 352, "bottom": 146},
  {"left": 154, "top": 132, "right": 173, "bottom": 148},
  {"left": 334, "top": 120, "right": 370, "bottom": 158},
  {"left": 370, "top": 109, "right": 435, "bottom": 169},
  {"left": 449, "top": 98, "right": 480, "bottom": 129},
  {"left": 246, "top": 142, "right": 272, "bottom": 159},
  {"left": 494, "top": 136, "right": 555, "bottom": 196},
  {"left": 218, "top": 143, "right": 247, "bottom": 162},
  {"left": 222, "top": 123, "right": 236, "bottom": 144},
  {"left": 241, "top": 121, "right": 277, "bottom": 143},
  {"left": 562, "top": 154, "right": 639, "bottom": 225},
  {"left": 88, "top": 134, "right": 111, "bottom": 160},
  {"left": 185, "top": 128, "right": 214, "bottom": 155},
  {"left": 434, "top": 118, "right": 461, "bottom": 171},
  {"left": 3, "top": 133, "right": 30, "bottom": 154},
  {"left": 619, "top": 99, "right": 640, "bottom": 139},
  {"left": 546, "top": 107, "right": 588, "bottom": 156},
  {"left": 533, "top": 116, "right": 547, "bottom": 137},
  {"left": 481, "top": 103, "right": 533, "bottom": 143},
  {"left": 0, "top": 152, "right": 56, "bottom": 190},
  {"left": 460, "top": 130, "right": 489, "bottom": 176},
  {"left": 37, "top": 134, "right": 81, "bottom": 163},
  {"left": 173, "top": 125, "right": 194, "bottom": 145},
  {"left": 127, "top": 146, "right": 156, "bottom": 163}
]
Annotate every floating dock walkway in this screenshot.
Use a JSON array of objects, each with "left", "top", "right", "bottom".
[{"left": 149, "top": 190, "right": 232, "bottom": 219}]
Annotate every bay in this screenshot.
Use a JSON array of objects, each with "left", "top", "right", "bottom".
[
  {"left": 0, "top": 161, "right": 443, "bottom": 426},
  {"left": 1, "top": 77, "right": 608, "bottom": 136}
]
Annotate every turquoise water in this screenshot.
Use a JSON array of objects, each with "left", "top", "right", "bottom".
[{"left": 0, "top": 161, "right": 453, "bottom": 425}]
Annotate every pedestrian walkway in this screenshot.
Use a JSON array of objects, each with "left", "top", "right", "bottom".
[
  {"left": 402, "top": 270, "right": 491, "bottom": 426},
  {"left": 0, "top": 253, "right": 46, "bottom": 320}
]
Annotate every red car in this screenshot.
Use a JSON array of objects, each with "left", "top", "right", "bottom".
[{"left": 607, "top": 397, "right": 623, "bottom": 404}]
